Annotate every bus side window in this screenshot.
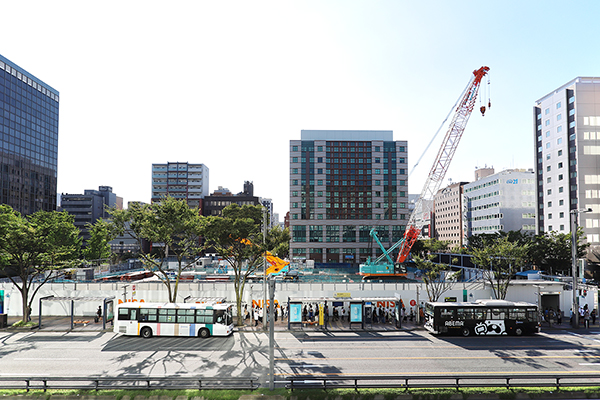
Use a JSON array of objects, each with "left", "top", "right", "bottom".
[
  {"left": 474, "top": 309, "right": 484, "bottom": 320},
  {"left": 118, "top": 308, "right": 130, "bottom": 320}
]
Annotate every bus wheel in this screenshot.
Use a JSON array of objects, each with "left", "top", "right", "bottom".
[
  {"left": 199, "top": 328, "right": 210, "bottom": 338},
  {"left": 515, "top": 328, "right": 523, "bottom": 336},
  {"left": 140, "top": 327, "right": 153, "bottom": 338},
  {"left": 461, "top": 327, "right": 470, "bottom": 337}
]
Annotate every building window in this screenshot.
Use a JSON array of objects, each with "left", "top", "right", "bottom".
[
  {"left": 292, "top": 146, "right": 298, "bottom": 151},
  {"left": 558, "top": 162, "right": 563, "bottom": 169},
  {"left": 545, "top": 108, "right": 550, "bottom": 115},
  {"left": 558, "top": 150, "right": 563, "bottom": 156},
  {"left": 559, "top": 212, "right": 564, "bottom": 218},
  {"left": 547, "top": 166, "right": 551, "bottom": 172},
  {"left": 547, "top": 201, "right": 552, "bottom": 208},
  {"left": 558, "top": 174, "right": 563, "bottom": 181},
  {"left": 557, "top": 101, "right": 561, "bottom": 109},
  {"left": 557, "top": 114, "right": 562, "bottom": 121},
  {"left": 548, "top": 213, "right": 552, "bottom": 220}
]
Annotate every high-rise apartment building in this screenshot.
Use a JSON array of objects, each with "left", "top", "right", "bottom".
[
  {"left": 463, "top": 169, "right": 536, "bottom": 238},
  {"left": 433, "top": 182, "right": 467, "bottom": 249},
  {"left": 151, "top": 162, "right": 209, "bottom": 209},
  {"left": 289, "top": 130, "right": 409, "bottom": 266},
  {"left": 0, "top": 54, "right": 59, "bottom": 214},
  {"left": 534, "top": 78, "right": 600, "bottom": 265}
]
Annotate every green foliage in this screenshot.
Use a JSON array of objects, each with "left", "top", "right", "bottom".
[
  {"left": 83, "top": 219, "right": 118, "bottom": 261},
  {"left": 0, "top": 205, "right": 81, "bottom": 322},
  {"left": 472, "top": 236, "right": 529, "bottom": 300},
  {"left": 411, "top": 238, "right": 449, "bottom": 258},
  {"left": 109, "top": 197, "right": 204, "bottom": 302}
]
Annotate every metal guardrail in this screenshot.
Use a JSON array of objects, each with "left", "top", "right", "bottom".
[
  {"left": 0, "top": 376, "right": 259, "bottom": 392},
  {"left": 286, "top": 374, "right": 600, "bottom": 391}
]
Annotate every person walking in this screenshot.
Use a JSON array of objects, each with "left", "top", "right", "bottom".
[
  {"left": 557, "top": 308, "right": 562, "bottom": 325},
  {"left": 584, "top": 306, "right": 590, "bottom": 329}
]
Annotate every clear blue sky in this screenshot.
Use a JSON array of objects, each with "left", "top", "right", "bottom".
[{"left": 2, "top": 1, "right": 599, "bottom": 218}]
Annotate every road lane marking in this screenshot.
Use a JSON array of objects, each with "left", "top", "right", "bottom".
[
  {"left": 277, "top": 355, "right": 600, "bottom": 361},
  {"left": 277, "top": 370, "right": 600, "bottom": 376},
  {"left": 14, "top": 358, "right": 79, "bottom": 361}
]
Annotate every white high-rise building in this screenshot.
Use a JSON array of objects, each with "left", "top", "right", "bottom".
[
  {"left": 151, "top": 162, "right": 209, "bottom": 208},
  {"left": 534, "top": 78, "right": 600, "bottom": 266}
]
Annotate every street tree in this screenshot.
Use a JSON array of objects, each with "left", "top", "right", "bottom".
[
  {"left": 414, "top": 255, "right": 459, "bottom": 302},
  {"left": 83, "top": 219, "right": 118, "bottom": 264},
  {"left": 109, "top": 197, "right": 203, "bottom": 302},
  {"left": 529, "top": 229, "right": 589, "bottom": 275},
  {"left": 201, "top": 204, "right": 286, "bottom": 326},
  {"left": 0, "top": 205, "right": 81, "bottom": 323},
  {"left": 471, "top": 236, "right": 529, "bottom": 300}
]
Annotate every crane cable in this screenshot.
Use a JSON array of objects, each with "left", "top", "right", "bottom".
[{"left": 408, "top": 78, "right": 472, "bottom": 179}]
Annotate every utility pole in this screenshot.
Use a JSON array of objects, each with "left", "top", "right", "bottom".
[
  {"left": 268, "top": 276, "right": 275, "bottom": 390},
  {"left": 571, "top": 208, "right": 592, "bottom": 329}
]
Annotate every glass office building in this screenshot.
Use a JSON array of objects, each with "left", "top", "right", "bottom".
[{"left": 0, "top": 54, "right": 59, "bottom": 214}]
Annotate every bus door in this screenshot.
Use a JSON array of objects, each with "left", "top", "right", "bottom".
[{"left": 158, "top": 309, "right": 176, "bottom": 336}]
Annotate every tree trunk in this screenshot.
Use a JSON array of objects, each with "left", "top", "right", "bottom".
[{"left": 20, "top": 285, "right": 29, "bottom": 324}]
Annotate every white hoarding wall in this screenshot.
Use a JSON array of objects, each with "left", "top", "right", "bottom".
[{"left": 0, "top": 280, "right": 596, "bottom": 319}]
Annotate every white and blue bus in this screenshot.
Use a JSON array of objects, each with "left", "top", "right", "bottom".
[
  {"left": 424, "top": 299, "right": 541, "bottom": 336},
  {"left": 115, "top": 302, "right": 234, "bottom": 338}
]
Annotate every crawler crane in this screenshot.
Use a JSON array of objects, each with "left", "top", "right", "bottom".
[{"left": 359, "top": 66, "right": 490, "bottom": 279}]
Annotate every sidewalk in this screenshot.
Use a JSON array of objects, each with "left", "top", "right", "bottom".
[{"left": 2, "top": 315, "right": 598, "bottom": 334}]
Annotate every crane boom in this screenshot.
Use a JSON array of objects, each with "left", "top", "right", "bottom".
[{"left": 396, "top": 66, "right": 489, "bottom": 264}]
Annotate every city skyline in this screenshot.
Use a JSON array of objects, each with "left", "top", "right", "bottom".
[{"left": 2, "top": 1, "right": 600, "bottom": 217}]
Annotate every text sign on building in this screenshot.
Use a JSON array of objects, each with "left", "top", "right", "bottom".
[{"left": 506, "top": 179, "right": 519, "bottom": 184}]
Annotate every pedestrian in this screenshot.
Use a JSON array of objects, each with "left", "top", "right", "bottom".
[
  {"left": 570, "top": 308, "right": 573, "bottom": 325},
  {"left": 323, "top": 302, "right": 329, "bottom": 330},
  {"left": 402, "top": 307, "right": 407, "bottom": 322},
  {"left": 340, "top": 307, "right": 345, "bottom": 321},
  {"left": 302, "top": 305, "right": 308, "bottom": 322},
  {"left": 308, "top": 306, "right": 314, "bottom": 323},
  {"left": 557, "top": 308, "right": 562, "bottom": 325},
  {"left": 254, "top": 307, "right": 259, "bottom": 326},
  {"left": 584, "top": 305, "right": 590, "bottom": 329},
  {"left": 244, "top": 305, "right": 249, "bottom": 321},
  {"left": 95, "top": 306, "right": 102, "bottom": 323},
  {"left": 259, "top": 307, "right": 264, "bottom": 324},
  {"left": 592, "top": 309, "right": 597, "bottom": 326}
]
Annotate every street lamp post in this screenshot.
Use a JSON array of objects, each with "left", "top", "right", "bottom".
[{"left": 571, "top": 208, "right": 592, "bottom": 329}]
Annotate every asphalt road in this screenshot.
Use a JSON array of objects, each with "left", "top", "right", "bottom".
[{"left": 1, "top": 328, "right": 600, "bottom": 385}]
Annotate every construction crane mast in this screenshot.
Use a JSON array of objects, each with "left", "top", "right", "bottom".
[{"left": 396, "top": 66, "right": 490, "bottom": 264}]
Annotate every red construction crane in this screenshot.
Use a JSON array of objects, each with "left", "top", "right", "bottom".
[{"left": 396, "top": 66, "right": 490, "bottom": 264}]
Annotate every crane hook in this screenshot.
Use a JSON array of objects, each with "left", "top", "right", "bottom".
[{"left": 480, "top": 105, "right": 486, "bottom": 116}]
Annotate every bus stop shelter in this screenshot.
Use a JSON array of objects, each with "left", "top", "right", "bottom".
[
  {"left": 287, "top": 296, "right": 402, "bottom": 331},
  {"left": 39, "top": 295, "right": 115, "bottom": 330}
]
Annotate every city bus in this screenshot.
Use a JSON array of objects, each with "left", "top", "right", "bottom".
[
  {"left": 424, "top": 299, "right": 540, "bottom": 336},
  {"left": 115, "top": 302, "right": 234, "bottom": 338}
]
